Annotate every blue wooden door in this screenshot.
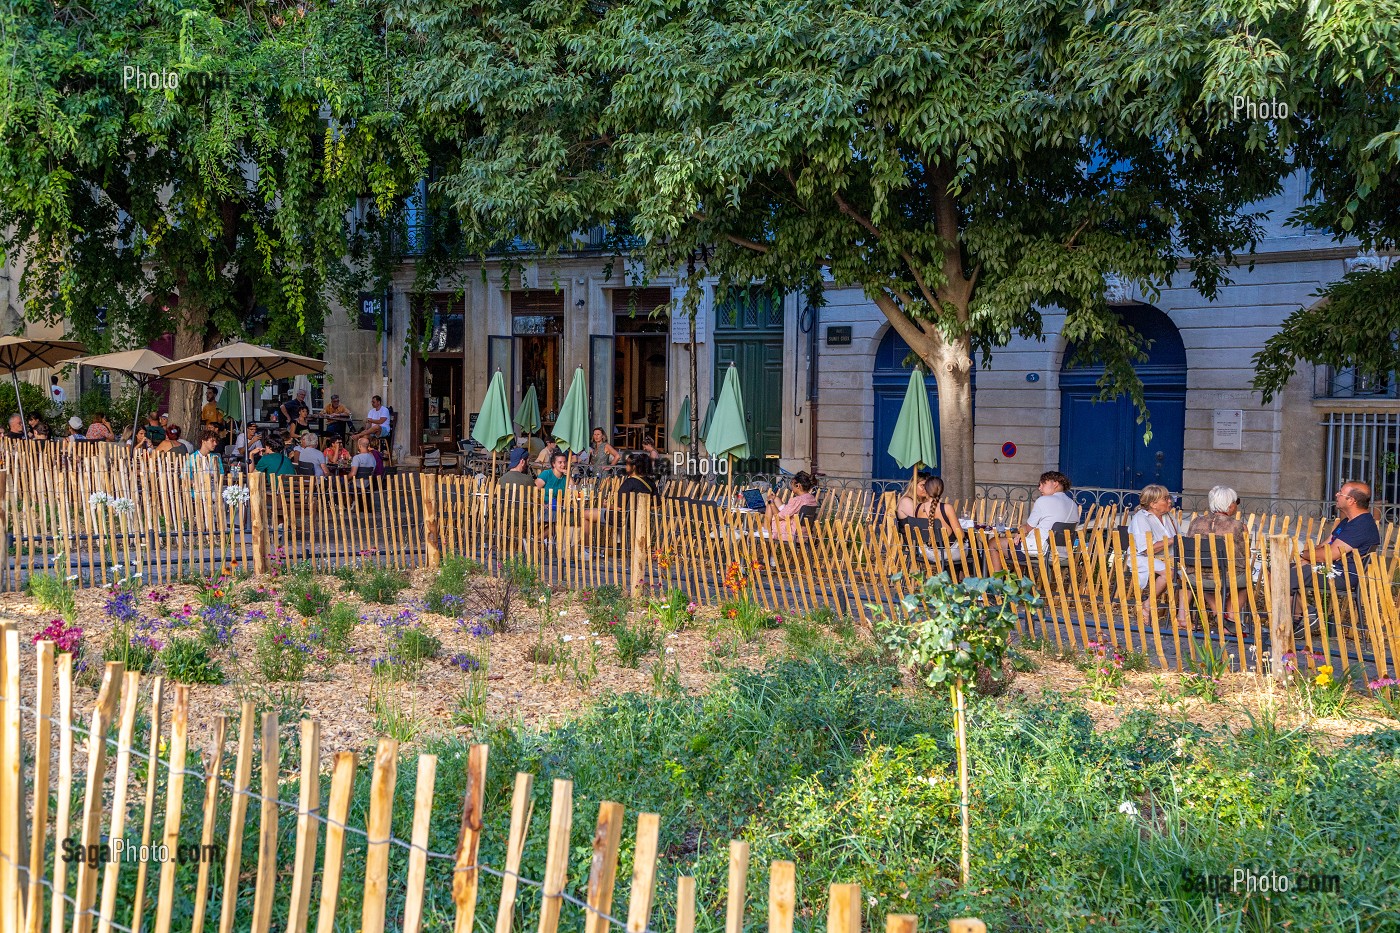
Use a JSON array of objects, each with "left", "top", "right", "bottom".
[{"left": 1059, "top": 305, "right": 1187, "bottom": 497}]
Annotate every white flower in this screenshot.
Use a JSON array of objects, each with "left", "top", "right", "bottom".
[
  {"left": 110, "top": 497, "right": 135, "bottom": 516},
  {"left": 558, "top": 610, "right": 567, "bottom": 616},
  {"left": 666, "top": 634, "right": 678, "bottom": 639},
  {"left": 1117, "top": 801, "right": 1139, "bottom": 818},
  {"left": 222, "top": 485, "right": 251, "bottom": 507},
  {"left": 665, "top": 647, "right": 674, "bottom": 654},
  {"left": 562, "top": 635, "right": 574, "bottom": 643},
  {"left": 88, "top": 492, "right": 111, "bottom": 510}
]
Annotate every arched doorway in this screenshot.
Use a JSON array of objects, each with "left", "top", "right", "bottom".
[
  {"left": 871, "top": 329, "right": 963, "bottom": 480},
  {"left": 1059, "top": 305, "right": 1187, "bottom": 492}
]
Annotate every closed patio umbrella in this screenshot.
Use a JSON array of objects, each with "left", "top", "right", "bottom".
[
  {"left": 0, "top": 335, "right": 87, "bottom": 438},
  {"left": 672, "top": 395, "right": 692, "bottom": 447},
  {"left": 217, "top": 379, "right": 244, "bottom": 421},
  {"left": 552, "top": 367, "right": 590, "bottom": 455},
  {"left": 514, "top": 384, "right": 541, "bottom": 436},
  {"left": 69, "top": 347, "right": 172, "bottom": 441},
  {"left": 703, "top": 364, "right": 749, "bottom": 489},
  {"left": 472, "top": 370, "right": 514, "bottom": 472},
  {"left": 887, "top": 368, "right": 938, "bottom": 483}
]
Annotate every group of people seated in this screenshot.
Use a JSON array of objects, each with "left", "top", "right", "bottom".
[
  {"left": 232, "top": 424, "right": 385, "bottom": 482},
  {"left": 895, "top": 467, "right": 1382, "bottom": 637}
]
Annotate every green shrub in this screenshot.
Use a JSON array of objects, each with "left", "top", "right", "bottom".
[
  {"left": 104, "top": 628, "right": 160, "bottom": 674},
  {"left": 425, "top": 555, "right": 484, "bottom": 615},
  {"left": 331, "top": 564, "right": 359, "bottom": 591},
  {"left": 27, "top": 571, "right": 77, "bottom": 620},
  {"left": 160, "top": 637, "right": 225, "bottom": 685},
  {"left": 372, "top": 625, "right": 441, "bottom": 681},
  {"left": 254, "top": 618, "right": 317, "bottom": 682},
  {"left": 355, "top": 568, "right": 410, "bottom": 604},
  {"left": 0, "top": 380, "right": 51, "bottom": 423},
  {"left": 719, "top": 596, "right": 771, "bottom": 642},
  {"left": 317, "top": 603, "right": 360, "bottom": 656},
  {"left": 614, "top": 619, "right": 661, "bottom": 668},
  {"left": 284, "top": 579, "right": 333, "bottom": 618}
]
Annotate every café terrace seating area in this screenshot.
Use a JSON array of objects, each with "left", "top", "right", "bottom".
[{"left": 2, "top": 439, "right": 1396, "bottom": 681}]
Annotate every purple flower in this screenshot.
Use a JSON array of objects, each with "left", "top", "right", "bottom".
[{"left": 449, "top": 652, "right": 481, "bottom": 672}]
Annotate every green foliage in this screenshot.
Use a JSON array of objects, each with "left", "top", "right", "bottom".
[
  {"left": 27, "top": 570, "right": 76, "bottom": 620},
  {"left": 425, "top": 555, "right": 483, "bottom": 615},
  {"left": 871, "top": 573, "right": 1041, "bottom": 689},
  {"left": 159, "top": 637, "right": 225, "bottom": 685},
  {"left": 354, "top": 568, "right": 410, "bottom": 604},
  {"left": 0, "top": 381, "right": 55, "bottom": 423},
  {"left": 317, "top": 603, "right": 360, "bottom": 657},
  {"left": 284, "top": 579, "right": 333, "bottom": 619},
  {"left": 719, "top": 596, "right": 774, "bottom": 643},
  {"left": 374, "top": 624, "right": 442, "bottom": 682},
  {"left": 1183, "top": 641, "right": 1231, "bottom": 703},
  {"left": 254, "top": 618, "right": 318, "bottom": 683},
  {"left": 584, "top": 587, "right": 630, "bottom": 631},
  {"left": 102, "top": 627, "right": 159, "bottom": 675},
  {"left": 613, "top": 619, "right": 661, "bottom": 668}
]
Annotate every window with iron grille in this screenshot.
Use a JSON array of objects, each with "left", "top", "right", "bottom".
[{"left": 1323, "top": 411, "right": 1400, "bottom": 503}]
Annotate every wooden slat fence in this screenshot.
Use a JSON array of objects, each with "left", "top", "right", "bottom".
[
  {"left": 4, "top": 462, "right": 1399, "bottom": 676},
  {"left": 0, "top": 634, "right": 991, "bottom": 933}
]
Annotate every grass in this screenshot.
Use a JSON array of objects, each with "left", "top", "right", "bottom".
[
  {"left": 159, "top": 636, "right": 225, "bottom": 685},
  {"left": 63, "top": 652, "right": 1400, "bottom": 933},
  {"left": 425, "top": 554, "right": 484, "bottom": 615},
  {"left": 614, "top": 618, "right": 661, "bottom": 668},
  {"left": 355, "top": 567, "right": 410, "bottom": 604},
  {"left": 27, "top": 569, "right": 77, "bottom": 620}
]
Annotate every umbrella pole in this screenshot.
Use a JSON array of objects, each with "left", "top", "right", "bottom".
[
  {"left": 130, "top": 376, "right": 147, "bottom": 455},
  {"left": 243, "top": 381, "right": 252, "bottom": 475},
  {"left": 12, "top": 372, "right": 27, "bottom": 439}
]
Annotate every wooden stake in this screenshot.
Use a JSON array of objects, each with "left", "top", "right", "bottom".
[
  {"left": 624, "top": 813, "right": 660, "bottom": 933},
  {"left": 452, "top": 745, "right": 489, "bottom": 933},
  {"left": 361, "top": 738, "right": 399, "bottom": 933},
  {"left": 953, "top": 676, "right": 970, "bottom": 887},
  {"left": 494, "top": 772, "right": 535, "bottom": 933},
  {"left": 217, "top": 702, "right": 255, "bottom": 933},
  {"left": 315, "top": 752, "right": 359, "bottom": 933},
  {"left": 584, "top": 802, "right": 625, "bottom": 933},
  {"left": 402, "top": 754, "right": 438, "bottom": 933},
  {"left": 537, "top": 779, "right": 574, "bottom": 933},
  {"left": 24, "top": 641, "right": 55, "bottom": 933},
  {"left": 190, "top": 715, "right": 229, "bottom": 933},
  {"left": 285, "top": 719, "right": 322, "bottom": 933},
  {"left": 768, "top": 861, "right": 795, "bottom": 933},
  {"left": 1268, "top": 535, "right": 1293, "bottom": 682},
  {"left": 826, "top": 884, "right": 859, "bottom": 933},
  {"left": 725, "top": 841, "right": 750, "bottom": 933},
  {"left": 152, "top": 685, "right": 190, "bottom": 933},
  {"left": 675, "top": 877, "right": 696, "bottom": 933}
]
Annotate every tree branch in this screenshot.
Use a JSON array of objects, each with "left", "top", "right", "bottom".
[{"left": 1063, "top": 218, "right": 1092, "bottom": 249}]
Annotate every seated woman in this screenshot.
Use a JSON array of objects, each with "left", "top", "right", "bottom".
[
  {"left": 155, "top": 425, "right": 187, "bottom": 455},
  {"left": 85, "top": 412, "right": 114, "bottom": 442},
  {"left": 587, "top": 427, "right": 620, "bottom": 470},
  {"left": 288, "top": 407, "right": 311, "bottom": 440},
  {"left": 130, "top": 426, "right": 155, "bottom": 453},
  {"left": 766, "top": 471, "right": 819, "bottom": 542},
  {"left": 578, "top": 453, "right": 657, "bottom": 556},
  {"left": 1128, "top": 483, "right": 1181, "bottom": 615},
  {"left": 324, "top": 435, "right": 352, "bottom": 471},
  {"left": 1177, "top": 484, "right": 1249, "bottom": 628}
]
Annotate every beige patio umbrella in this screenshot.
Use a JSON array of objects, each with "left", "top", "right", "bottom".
[
  {"left": 0, "top": 335, "right": 88, "bottom": 438},
  {"left": 69, "top": 348, "right": 174, "bottom": 440},
  {"left": 157, "top": 342, "right": 326, "bottom": 469}
]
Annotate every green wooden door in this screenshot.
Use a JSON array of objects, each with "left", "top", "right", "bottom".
[{"left": 713, "top": 338, "right": 783, "bottom": 473}]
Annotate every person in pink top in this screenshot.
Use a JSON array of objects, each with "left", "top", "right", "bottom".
[{"left": 767, "top": 471, "right": 819, "bottom": 542}]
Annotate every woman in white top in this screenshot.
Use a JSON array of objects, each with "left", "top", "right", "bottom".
[{"left": 1128, "top": 484, "right": 1180, "bottom": 608}]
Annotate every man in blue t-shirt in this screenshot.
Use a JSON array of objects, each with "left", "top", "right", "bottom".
[{"left": 1292, "top": 480, "right": 1380, "bottom": 631}]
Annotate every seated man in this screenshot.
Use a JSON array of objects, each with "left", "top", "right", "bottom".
[
  {"left": 293, "top": 432, "right": 327, "bottom": 476},
  {"left": 322, "top": 393, "right": 352, "bottom": 437},
  {"left": 142, "top": 412, "right": 166, "bottom": 444},
  {"left": 254, "top": 436, "right": 298, "bottom": 476},
  {"left": 5, "top": 414, "right": 25, "bottom": 439},
  {"left": 534, "top": 451, "right": 569, "bottom": 544},
  {"left": 989, "top": 470, "right": 1079, "bottom": 571},
  {"left": 1292, "top": 480, "right": 1380, "bottom": 631},
  {"left": 500, "top": 447, "right": 535, "bottom": 487},
  {"left": 233, "top": 424, "right": 265, "bottom": 461},
  {"left": 352, "top": 394, "right": 392, "bottom": 446}
]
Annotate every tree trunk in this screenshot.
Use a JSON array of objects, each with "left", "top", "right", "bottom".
[
  {"left": 870, "top": 293, "right": 976, "bottom": 499},
  {"left": 170, "top": 300, "right": 212, "bottom": 438}
]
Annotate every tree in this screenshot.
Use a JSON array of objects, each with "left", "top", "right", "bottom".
[
  {"left": 0, "top": 0, "right": 420, "bottom": 428},
  {"left": 396, "top": 0, "right": 1290, "bottom": 496}
]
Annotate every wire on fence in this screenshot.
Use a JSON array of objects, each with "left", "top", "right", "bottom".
[{"left": 1, "top": 692, "right": 657, "bottom": 933}]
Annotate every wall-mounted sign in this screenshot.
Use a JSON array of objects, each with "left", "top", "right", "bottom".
[
  {"left": 1001, "top": 442, "right": 1017, "bottom": 458},
  {"left": 1212, "top": 409, "right": 1244, "bottom": 450},
  {"left": 669, "top": 294, "right": 707, "bottom": 344},
  {"left": 826, "top": 326, "right": 852, "bottom": 346}
]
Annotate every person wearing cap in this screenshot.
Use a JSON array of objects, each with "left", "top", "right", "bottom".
[
  {"left": 66, "top": 415, "right": 86, "bottom": 441},
  {"left": 322, "top": 393, "right": 351, "bottom": 438},
  {"left": 501, "top": 446, "right": 534, "bottom": 487}
]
